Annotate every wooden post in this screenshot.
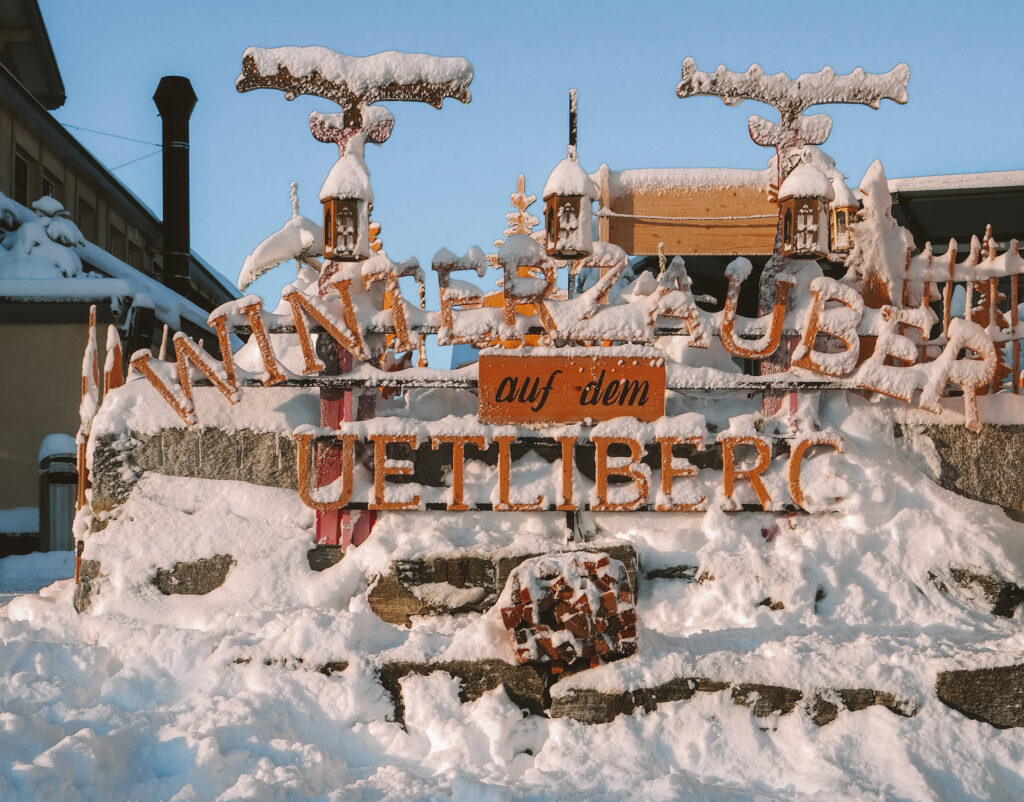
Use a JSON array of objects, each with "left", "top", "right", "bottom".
[{"left": 1013, "top": 274, "right": 1020, "bottom": 394}]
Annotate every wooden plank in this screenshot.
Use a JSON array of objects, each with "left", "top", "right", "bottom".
[{"left": 605, "top": 186, "right": 777, "bottom": 256}]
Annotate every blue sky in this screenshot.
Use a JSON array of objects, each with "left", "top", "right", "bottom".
[{"left": 38, "top": 0, "right": 1024, "bottom": 304}]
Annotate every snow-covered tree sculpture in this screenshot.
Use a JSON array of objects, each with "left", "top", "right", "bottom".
[
  {"left": 676, "top": 58, "right": 909, "bottom": 312},
  {"left": 236, "top": 46, "right": 473, "bottom": 158},
  {"left": 843, "top": 159, "right": 915, "bottom": 308},
  {"left": 237, "top": 182, "right": 323, "bottom": 292},
  {"left": 235, "top": 46, "right": 473, "bottom": 550}
]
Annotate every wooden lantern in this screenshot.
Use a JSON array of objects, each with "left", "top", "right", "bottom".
[
  {"left": 829, "top": 179, "right": 860, "bottom": 254},
  {"left": 542, "top": 158, "right": 598, "bottom": 260},
  {"left": 323, "top": 197, "right": 362, "bottom": 261},
  {"left": 544, "top": 193, "right": 587, "bottom": 259},
  {"left": 778, "top": 163, "right": 834, "bottom": 260}
]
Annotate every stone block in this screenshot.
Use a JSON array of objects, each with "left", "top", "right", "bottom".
[
  {"left": 307, "top": 547, "right": 345, "bottom": 572},
  {"left": 549, "top": 688, "right": 636, "bottom": 724},
  {"left": 897, "top": 423, "right": 1024, "bottom": 513},
  {"left": 378, "top": 660, "right": 548, "bottom": 724},
  {"left": 367, "top": 573, "right": 432, "bottom": 627},
  {"left": 731, "top": 683, "right": 803, "bottom": 717},
  {"left": 948, "top": 567, "right": 1024, "bottom": 618},
  {"left": 153, "top": 554, "right": 235, "bottom": 596},
  {"left": 73, "top": 559, "right": 101, "bottom": 613},
  {"left": 937, "top": 664, "right": 1024, "bottom": 728}
]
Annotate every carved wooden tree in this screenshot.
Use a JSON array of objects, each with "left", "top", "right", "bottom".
[
  {"left": 237, "top": 46, "right": 473, "bottom": 156},
  {"left": 676, "top": 58, "right": 909, "bottom": 313},
  {"left": 236, "top": 46, "right": 473, "bottom": 549}
]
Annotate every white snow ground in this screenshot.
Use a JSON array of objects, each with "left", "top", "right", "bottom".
[{"left": 3, "top": 394, "right": 1024, "bottom": 799}]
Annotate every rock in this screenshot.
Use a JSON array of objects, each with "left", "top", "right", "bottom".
[
  {"left": 153, "top": 554, "right": 235, "bottom": 595},
  {"left": 549, "top": 688, "right": 636, "bottom": 724},
  {"left": 552, "top": 676, "right": 730, "bottom": 723},
  {"left": 367, "top": 545, "right": 638, "bottom": 625},
  {"left": 73, "top": 559, "right": 101, "bottom": 613},
  {"left": 645, "top": 565, "right": 698, "bottom": 581},
  {"left": 307, "top": 547, "right": 344, "bottom": 572},
  {"left": 731, "top": 683, "right": 803, "bottom": 717},
  {"left": 807, "top": 688, "right": 918, "bottom": 726},
  {"left": 896, "top": 423, "right": 1024, "bottom": 514},
  {"left": 378, "top": 660, "right": 548, "bottom": 724},
  {"left": 367, "top": 573, "right": 432, "bottom": 627},
  {"left": 317, "top": 661, "right": 349, "bottom": 676},
  {"left": 757, "top": 597, "right": 785, "bottom": 611},
  {"left": 948, "top": 567, "right": 1024, "bottom": 618},
  {"left": 936, "top": 664, "right": 1024, "bottom": 728}
]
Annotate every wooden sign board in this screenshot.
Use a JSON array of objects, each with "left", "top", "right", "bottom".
[{"left": 478, "top": 354, "right": 665, "bottom": 424}]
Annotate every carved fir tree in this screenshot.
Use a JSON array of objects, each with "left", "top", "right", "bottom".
[{"left": 676, "top": 58, "right": 910, "bottom": 314}]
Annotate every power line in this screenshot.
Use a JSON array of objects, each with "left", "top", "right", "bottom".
[
  {"left": 110, "top": 149, "right": 163, "bottom": 170},
  {"left": 58, "top": 121, "right": 161, "bottom": 147}
]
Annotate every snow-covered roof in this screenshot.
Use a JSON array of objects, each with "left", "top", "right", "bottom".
[
  {"left": 779, "top": 163, "right": 834, "bottom": 201},
  {"left": 593, "top": 165, "right": 772, "bottom": 203},
  {"left": 831, "top": 176, "right": 859, "bottom": 207},
  {"left": 0, "top": 193, "right": 223, "bottom": 332},
  {"left": 319, "top": 136, "right": 373, "bottom": 202},
  {"left": 543, "top": 158, "right": 599, "bottom": 200},
  {"left": 887, "top": 170, "right": 1024, "bottom": 193}
]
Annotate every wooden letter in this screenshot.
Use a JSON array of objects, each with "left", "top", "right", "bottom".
[
  {"left": 854, "top": 305, "right": 935, "bottom": 402},
  {"left": 719, "top": 435, "right": 773, "bottom": 510},
  {"left": 239, "top": 298, "right": 287, "bottom": 385},
  {"left": 919, "top": 317, "right": 997, "bottom": 432},
  {"left": 656, "top": 436, "right": 706, "bottom": 511},
  {"left": 207, "top": 310, "right": 238, "bottom": 389},
  {"left": 173, "top": 332, "right": 239, "bottom": 407},
  {"left": 284, "top": 278, "right": 368, "bottom": 373},
  {"left": 495, "top": 435, "right": 544, "bottom": 510},
  {"left": 295, "top": 432, "right": 356, "bottom": 510},
  {"left": 431, "top": 435, "right": 485, "bottom": 511},
  {"left": 370, "top": 434, "right": 420, "bottom": 510},
  {"left": 793, "top": 277, "right": 863, "bottom": 377},
  {"left": 720, "top": 271, "right": 795, "bottom": 359},
  {"left": 130, "top": 352, "right": 198, "bottom": 427},
  {"left": 788, "top": 435, "right": 842, "bottom": 513},
  {"left": 556, "top": 435, "right": 577, "bottom": 511},
  {"left": 592, "top": 436, "right": 649, "bottom": 511},
  {"left": 364, "top": 263, "right": 415, "bottom": 352}
]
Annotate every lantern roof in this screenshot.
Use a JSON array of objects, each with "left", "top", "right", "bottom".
[
  {"left": 319, "top": 133, "right": 373, "bottom": 202},
  {"left": 779, "top": 162, "right": 834, "bottom": 201},
  {"left": 831, "top": 175, "right": 859, "bottom": 208},
  {"left": 543, "top": 157, "right": 599, "bottom": 201}
]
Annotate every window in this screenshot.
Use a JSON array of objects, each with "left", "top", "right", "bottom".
[
  {"left": 783, "top": 208, "right": 793, "bottom": 247},
  {"left": 128, "top": 241, "right": 144, "bottom": 270},
  {"left": 14, "top": 149, "right": 29, "bottom": 206},
  {"left": 108, "top": 224, "right": 126, "bottom": 260},
  {"left": 77, "top": 197, "right": 97, "bottom": 242},
  {"left": 41, "top": 169, "right": 62, "bottom": 204}
]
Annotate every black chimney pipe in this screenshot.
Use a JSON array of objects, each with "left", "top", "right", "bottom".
[{"left": 153, "top": 76, "right": 197, "bottom": 298}]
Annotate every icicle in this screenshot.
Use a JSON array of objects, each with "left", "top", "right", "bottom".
[
  {"left": 158, "top": 324, "right": 170, "bottom": 360},
  {"left": 77, "top": 306, "right": 99, "bottom": 445},
  {"left": 103, "top": 325, "right": 124, "bottom": 392},
  {"left": 290, "top": 180, "right": 299, "bottom": 218},
  {"left": 76, "top": 306, "right": 99, "bottom": 511}
]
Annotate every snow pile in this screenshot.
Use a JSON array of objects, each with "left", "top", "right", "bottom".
[
  {"left": 4, "top": 391, "right": 1024, "bottom": 797},
  {"left": 542, "top": 158, "right": 599, "bottom": 200},
  {"left": 779, "top": 163, "right": 834, "bottom": 200},
  {"left": 0, "top": 194, "right": 86, "bottom": 279}
]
